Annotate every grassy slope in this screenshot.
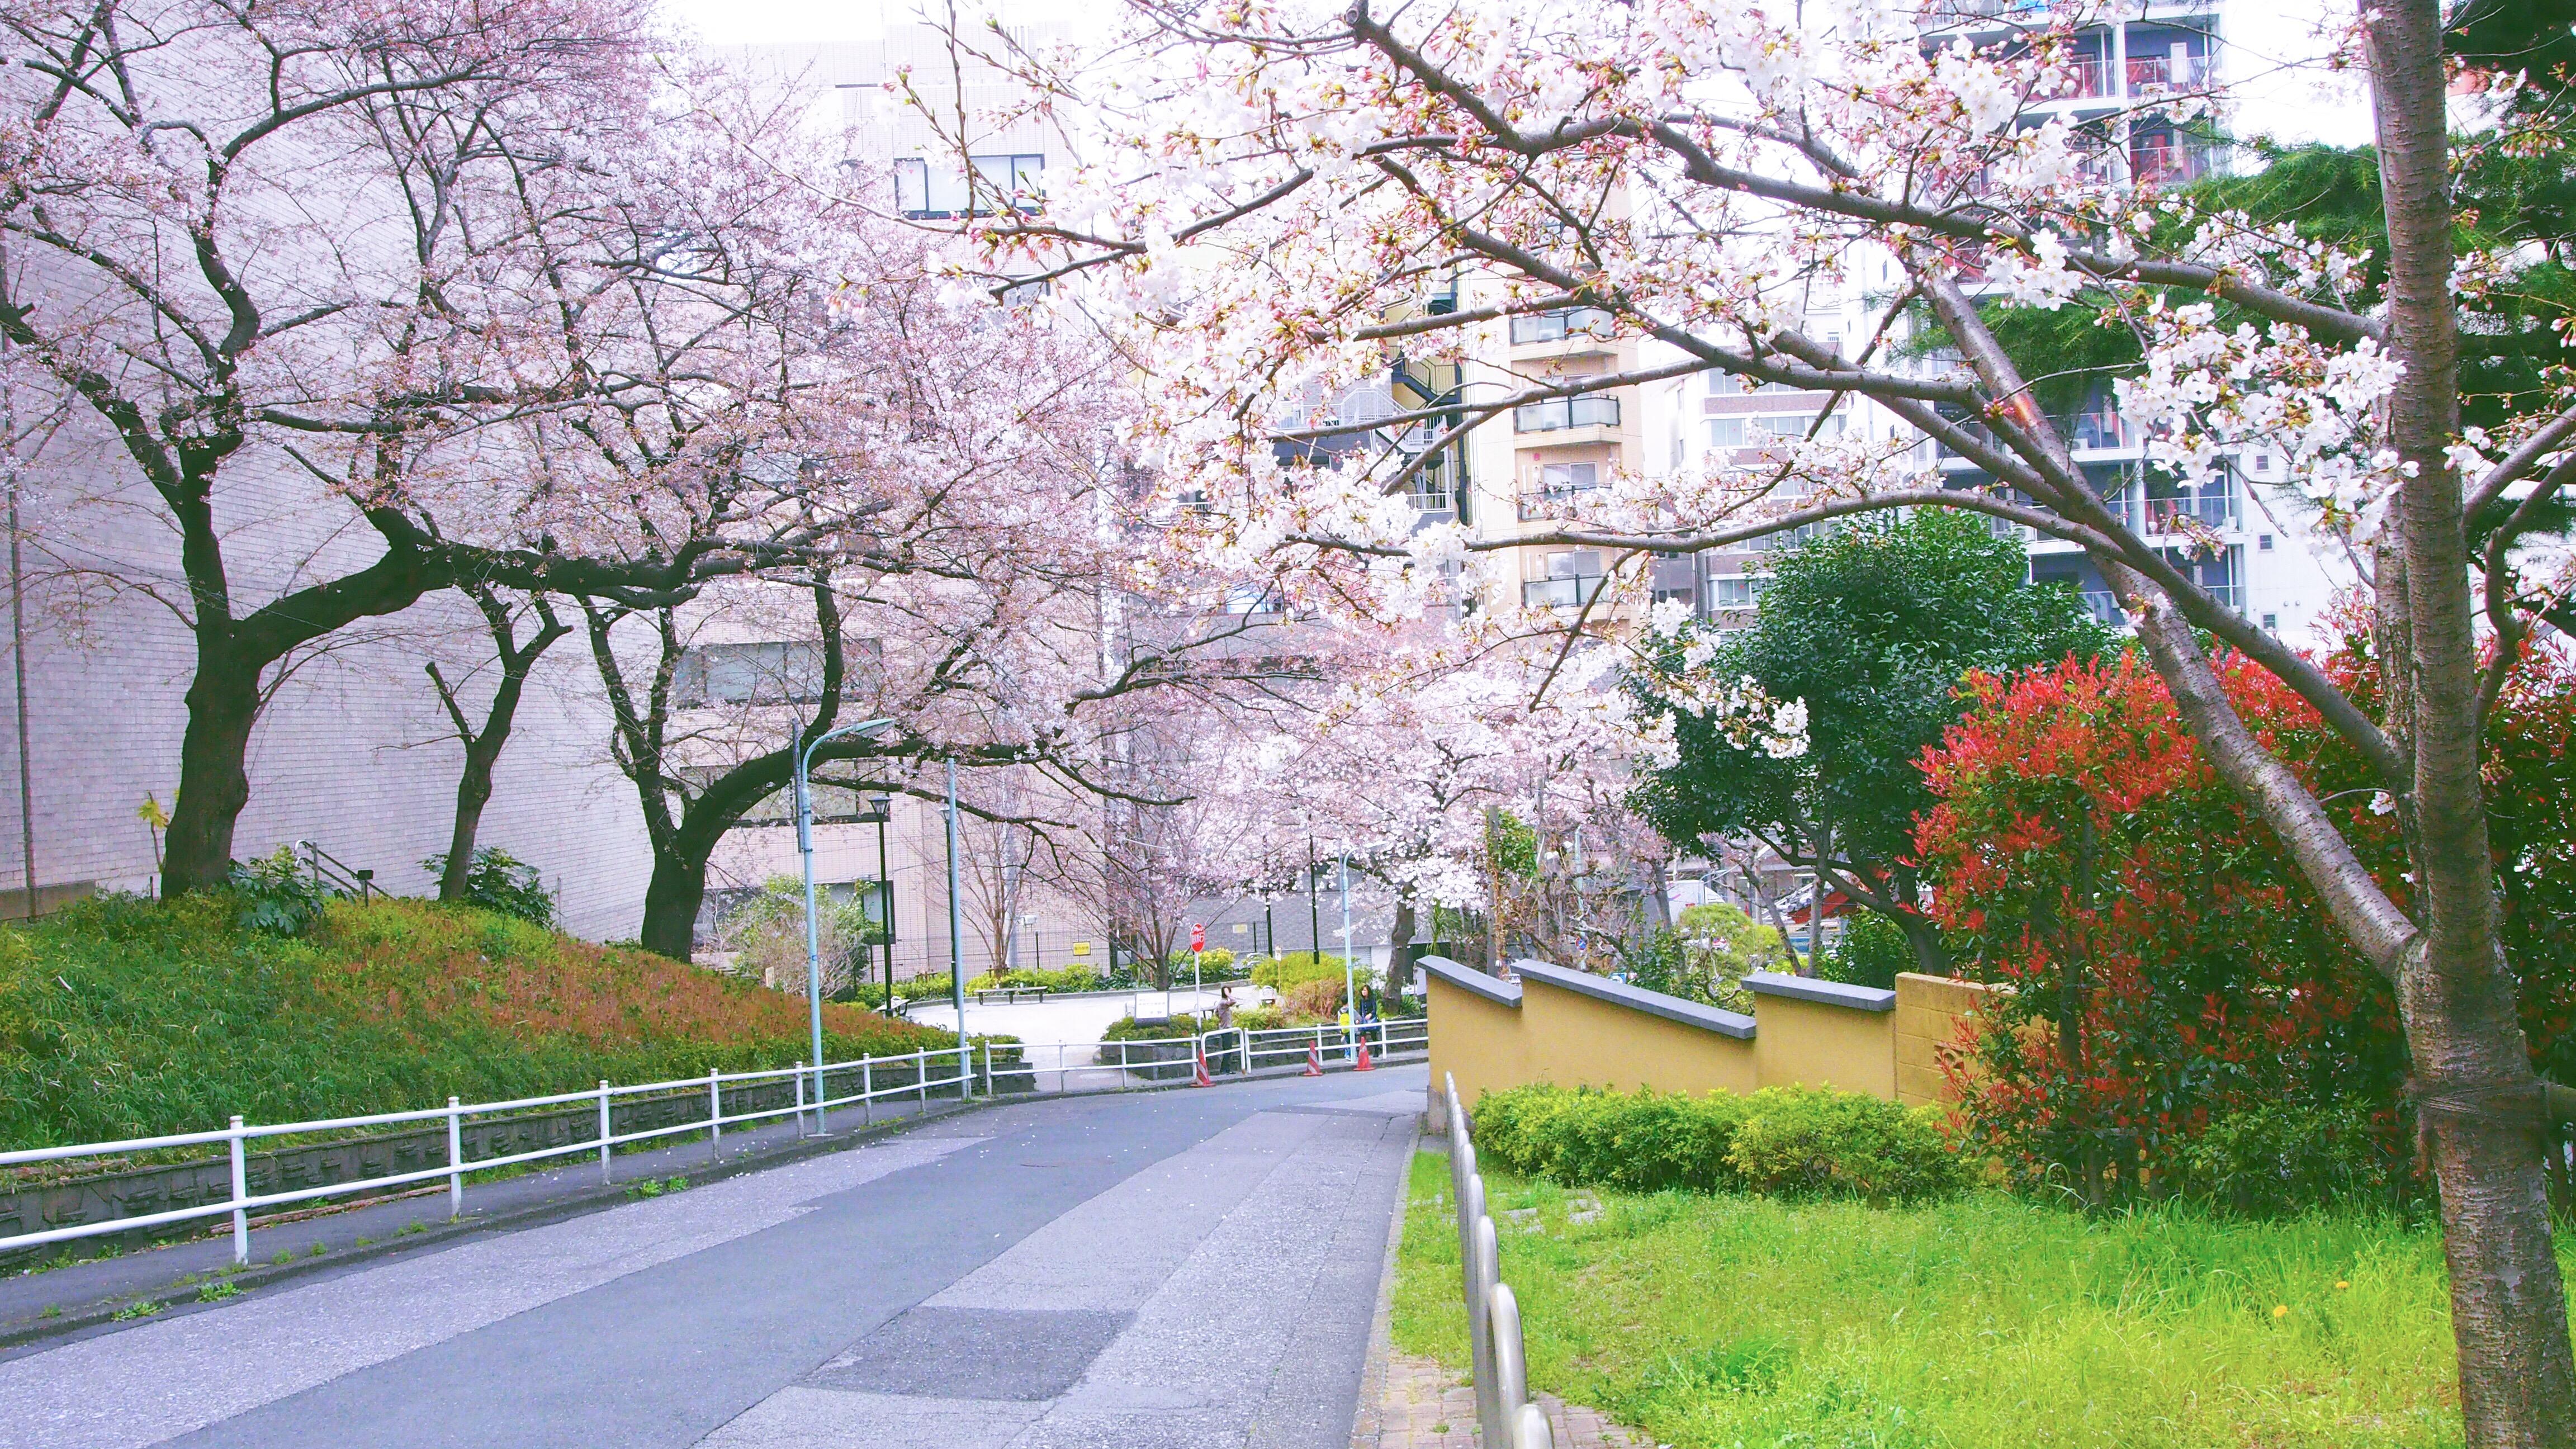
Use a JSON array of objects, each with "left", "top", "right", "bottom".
[
  {"left": 1390, "top": 1152, "right": 2532, "bottom": 1448},
  {"left": 0, "top": 894, "right": 958, "bottom": 1149}
]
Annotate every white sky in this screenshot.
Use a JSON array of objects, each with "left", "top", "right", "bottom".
[{"left": 657, "top": 0, "right": 1122, "bottom": 46}]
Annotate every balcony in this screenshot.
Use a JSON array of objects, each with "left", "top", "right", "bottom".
[
  {"left": 2129, "top": 134, "right": 2212, "bottom": 188},
  {"left": 1517, "top": 486, "right": 1601, "bottom": 521},
  {"left": 1523, "top": 574, "right": 1606, "bottom": 609},
  {"left": 1514, "top": 394, "right": 1621, "bottom": 434},
  {"left": 1509, "top": 307, "right": 1616, "bottom": 346},
  {"left": 2063, "top": 54, "right": 2110, "bottom": 99},
  {"left": 2146, "top": 484, "right": 2239, "bottom": 533},
  {"left": 2125, "top": 52, "right": 2212, "bottom": 92}
]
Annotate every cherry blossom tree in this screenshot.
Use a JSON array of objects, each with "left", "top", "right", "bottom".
[
  {"left": 922, "top": 0, "right": 2576, "bottom": 1433},
  {"left": 0, "top": 0, "right": 728, "bottom": 892}
]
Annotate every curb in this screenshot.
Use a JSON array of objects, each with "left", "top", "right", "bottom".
[{"left": 0, "top": 1095, "right": 992, "bottom": 1355}]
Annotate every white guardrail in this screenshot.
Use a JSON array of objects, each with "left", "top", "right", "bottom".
[
  {"left": 1446, "top": 1070, "right": 1557, "bottom": 1449},
  {"left": 997, "top": 1019, "right": 1428, "bottom": 1093},
  {"left": 0, "top": 1019, "right": 1428, "bottom": 1270},
  {"left": 0, "top": 1047, "right": 974, "bottom": 1268}
]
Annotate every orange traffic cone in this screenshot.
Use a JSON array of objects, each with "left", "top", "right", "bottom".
[
  {"left": 1355, "top": 1035, "right": 1375, "bottom": 1072},
  {"left": 1303, "top": 1041, "right": 1325, "bottom": 1076},
  {"left": 1192, "top": 1041, "right": 1215, "bottom": 1087}
]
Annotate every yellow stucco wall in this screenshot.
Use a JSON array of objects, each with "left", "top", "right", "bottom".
[
  {"left": 1750, "top": 994, "right": 1897, "bottom": 1098},
  {"left": 1429, "top": 963, "right": 2015, "bottom": 1114},
  {"left": 1425, "top": 971, "right": 1532, "bottom": 1128},
  {"left": 1519, "top": 976, "right": 1757, "bottom": 1096}
]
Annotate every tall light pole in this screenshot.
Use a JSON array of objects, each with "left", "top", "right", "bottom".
[
  {"left": 866, "top": 792, "right": 894, "bottom": 1017},
  {"left": 1339, "top": 850, "right": 1357, "bottom": 1061},
  {"left": 798, "top": 716, "right": 892, "bottom": 1135},
  {"left": 945, "top": 757, "right": 969, "bottom": 1090}
]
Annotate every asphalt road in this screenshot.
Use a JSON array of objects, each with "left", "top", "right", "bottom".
[{"left": 0, "top": 1065, "right": 1428, "bottom": 1449}]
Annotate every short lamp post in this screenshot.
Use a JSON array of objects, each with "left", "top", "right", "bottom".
[
  {"left": 863, "top": 792, "right": 894, "bottom": 1017},
  {"left": 797, "top": 716, "right": 892, "bottom": 1134}
]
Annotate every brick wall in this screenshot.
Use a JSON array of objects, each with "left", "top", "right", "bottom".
[{"left": 1892, "top": 972, "right": 2003, "bottom": 1106}]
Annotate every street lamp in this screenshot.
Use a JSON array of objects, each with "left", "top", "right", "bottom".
[
  {"left": 798, "top": 716, "right": 892, "bottom": 1134},
  {"left": 863, "top": 792, "right": 894, "bottom": 1018}
]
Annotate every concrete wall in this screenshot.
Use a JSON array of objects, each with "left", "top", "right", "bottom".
[{"left": 1424, "top": 956, "right": 2007, "bottom": 1120}]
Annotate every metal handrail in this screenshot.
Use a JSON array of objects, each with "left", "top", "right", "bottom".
[
  {"left": 1446, "top": 1070, "right": 1557, "bottom": 1449},
  {"left": 295, "top": 839, "right": 375, "bottom": 901},
  {"left": 0, "top": 1045, "right": 973, "bottom": 1266}
]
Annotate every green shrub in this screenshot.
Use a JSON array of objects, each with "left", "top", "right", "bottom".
[
  {"left": 226, "top": 847, "right": 329, "bottom": 936},
  {"left": 2166, "top": 1101, "right": 2408, "bottom": 1216},
  {"left": 1472, "top": 1082, "right": 1964, "bottom": 1202},
  {"left": 964, "top": 965, "right": 1104, "bottom": 994},
  {"left": 1473, "top": 1084, "right": 1750, "bottom": 1194},
  {"left": 1816, "top": 912, "right": 1914, "bottom": 991},
  {"left": 1167, "top": 946, "right": 1236, "bottom": 974},
  {"left": 1725, "top": 1087, "right": 1968, "bottom": 1201},
  {"left": 1102, "top": 1012, "right": 1204, "bottom": 1041},
  {"left": 1251, "top": 952, "right": 1375, "bottom": 992},
  {"left": 1233, "top": 1005, "right": 1288, "bottom": 1031},
  {"left": 419, "top": 847, "right": 557, "bottom": 927}
]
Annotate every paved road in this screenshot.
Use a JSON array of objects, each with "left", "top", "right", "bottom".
[{"left": 0, "top": 1065, "right": 1427, "bottom": 1449}]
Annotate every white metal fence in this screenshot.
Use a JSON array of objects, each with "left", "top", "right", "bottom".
[
  {"left": 989, "top": 1019, "right": 1428, "bottom": 1094},
  {"left": 2, "top": 1018, "right": 1428, "bottom": 1270},
  {"left": 0, "top": 1047, "right": 973, "bottom": 1268},
  {"left": 1445, "top": 1070, "right": 1557, "bottom": 1449}
]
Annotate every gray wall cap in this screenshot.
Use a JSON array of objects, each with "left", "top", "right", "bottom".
[
  {"left": 1741, "top": 970, "right": 1898, "bottom": 1012},
  {"left": 1513, "top": 958, "right": 1756, "bottom": 1039},
  {"left": 1419, "top": 954, "right": 1521, "bottom": 1006}
]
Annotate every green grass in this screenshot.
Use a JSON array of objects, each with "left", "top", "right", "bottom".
[
  {"left": 1390, "top": 1152, "right": 2537, "bottom": 1447},
  {"left": 0, "top": 893, "right": 962, "bottom": 1152}
]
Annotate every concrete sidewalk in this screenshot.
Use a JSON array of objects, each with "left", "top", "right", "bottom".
[{"left": 0, "top": 1063, "right": 1428, "bottom": 1448}]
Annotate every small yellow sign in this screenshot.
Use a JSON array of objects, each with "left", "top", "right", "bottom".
[{"left": 1071, "top": 941, "right": 1092, "bottom": 957}]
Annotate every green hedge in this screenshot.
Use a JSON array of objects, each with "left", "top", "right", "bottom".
[
  {"left": 1251, "top": 951, "right": 1376, "bottom": 992},
  {"left": 1102, "top": 1012, "right": 1205, "bottom": 1041},
  {"left": 1471, "top": 1083, "right": 1969, "bottom": 1203}
]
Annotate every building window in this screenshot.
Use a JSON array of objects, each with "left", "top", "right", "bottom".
[
  {"left": 1507, "top": 306, "right": 1616, "bottom": 345},
  {"left": 2258, "top": 533, "right": 2275, "bottom": 551},
  {"left": 674, "top": 638, "right": 880, "bottom": 707},
  {"left": 1513, "top": 393, "right": 1620, "bottom": 433},
  {"left": 1709, "top": 574, "right": 1769, "bottom": 611},
  {"left": 895, "top": 153, "right": 1043, "bottom": 219},
  {"left": 2262, "top": 613, "right": 2279, "bottom": 631},
  {"left": 1522, "top": 551, "right": 1605, "bottom": 608}
]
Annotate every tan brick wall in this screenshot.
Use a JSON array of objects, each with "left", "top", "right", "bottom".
[{"left": 1892, "top": 972, "right": 2003, "bottom": 1106}]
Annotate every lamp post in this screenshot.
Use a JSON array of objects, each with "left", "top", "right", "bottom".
[
  {"left": 798, "top": 717, "right": 892, "bottom": 1135},
  {"left": 945, "top": 758, "right": 969, "bottom": 1091},
  {"left": 1339, "top": 851, "right": 1357, "bottom": 1062},
  {"left": 865, "top": 792, "right": 894, "bottom": 1017}
]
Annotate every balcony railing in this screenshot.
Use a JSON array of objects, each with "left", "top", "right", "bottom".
[
  {"left": 1522, "top": 575, "right": 1606, "bottom": 609},
  {"left": 1517, "top": 487, "right": 1599, "bottom": 522},
  {"left": 2147, "top": 486, "right": 2239, "bottom": 533},
  {"left": 1513, "top": 394, "right": 1621, "bottom": 433},
  {"left": 2063, "top": 55, "right": 2110, "bottom": 99},
  {"left": 2125, "top": 53, "right": 2212, "bottom": 92},
  {"left": 2130, "top": 136, "right": 2212, "bottom": 188},
  {"left": 1508, "top": 307, "right": 1616, "bottom": 346}
]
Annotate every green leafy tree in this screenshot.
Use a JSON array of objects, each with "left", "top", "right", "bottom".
[{"left": 1635, "top": 512, "right": 2112, "bottom": 974}]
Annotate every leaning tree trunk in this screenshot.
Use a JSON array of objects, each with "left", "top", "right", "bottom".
[
  {"left": 437, "top": 732, "right": 505, "bottom": 902},
  {"left": 1388, "top": 893, "right": 1418, "bottom": 993},
  {"left": 160, "top": 645, "right": 262, "bottom": 896},
  {"left": 2368, "top": 2, "right": 2576, "bottom": 1437}
]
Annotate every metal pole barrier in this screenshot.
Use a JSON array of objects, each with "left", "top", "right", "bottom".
[
  {"left": 917, "top": 1050, "right": 927, "bottom": 1109},
  {"left": 815, "top": 1058, "right": 830, "bottom": 1137},
  {"left": 982, "top": 1039, "right": 992, "bottom": 1095},
  {"left": 1471, "top": 1213, "right": 1504, "bottom": 1440},
  {"left": 795, "top": 1061, "right": 807, "bottom": 1131},
  {"left": 863, "top": 1058, "right": 873, "bottom": 1126},
  {"left": 446, "top": 1096, "right": 463, "bottom": 1218},
  {"left": 598, "top": 1081, "right": 612, "bottom": 1183},
  {"left": 229, "top": 1116, "right": 249, "bottom": 1267},
  {"left": 708, "top": 1069, "right": 723, "bottom": 1156}
]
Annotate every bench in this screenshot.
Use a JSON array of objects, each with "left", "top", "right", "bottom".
[{"left": 975, "top": 987, "right": 1049, "bottom": 1005}]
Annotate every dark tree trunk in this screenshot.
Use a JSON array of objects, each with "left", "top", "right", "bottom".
[
  {"left": 160, "top": 650, "right": 260, "bottom": 895},
  {"left": 438, "top": 742, "right": 499, "bottom": 901},
  {"left": 1895, "top": 911, "right": 1948, "bottom": 977},
  {"left": 638, "top": 853, "right": 708, "bottom": 962},
  {"left": 1388, "top": 893, "right": 1418, "bottom": 994},
  {"left": 430, "top": 593, "right": 568, "bottom": 901}
]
